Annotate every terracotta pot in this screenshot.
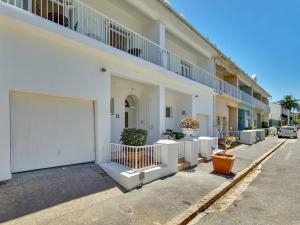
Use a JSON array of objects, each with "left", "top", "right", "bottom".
[
  {"left": 218, "top": 138, "right": 225, "bottom": 145},
  {"left": 123, "top": 149, "right": 145, "bottom": 168},
  {"left": 212, "top": 153, "right": 236, "bottom": 175}
]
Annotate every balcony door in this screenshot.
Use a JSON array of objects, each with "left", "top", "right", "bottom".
[
  {"left": 32, "top": 0, "right": 70, "bottom": 27},
  {"left": 125, "top": 95, "right": 138, "bottom": 129},
  {"left": 181, "top": 60, "right": 192, "bottom": 79},
  {"left": 109, "top": 24, "right": 129, "bottom": 53}
]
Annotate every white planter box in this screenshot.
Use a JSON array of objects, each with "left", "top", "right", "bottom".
[
  {"left": 197, "top": 137, "right": 218, "bottom": 160},
  {"left": 255, "top": 129, "right": 266, "bottom": 141},
  {"left": 268, "top": 127, "right": 278, "bottom": 136},
  {"left": 239, "top": 130, "right": 257, "bottom": 145}
]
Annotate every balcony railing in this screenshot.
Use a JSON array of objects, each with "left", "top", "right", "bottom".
[{"left": 1, "top": 0, "right": 270, "bottom": 112}]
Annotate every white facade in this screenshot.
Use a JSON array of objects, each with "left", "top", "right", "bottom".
[
  {"left": 269, "top": 102, "right": 282, "bottom": 121},
  {"left": 0, "top": 0, "right": 271, "bottom": 187},
  {"left": 0, "top": 1, "right": 216, "bottom": 181}
]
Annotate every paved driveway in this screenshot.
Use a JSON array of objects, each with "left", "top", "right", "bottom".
[{"left": 0, "top": 163, "right": 122, "bottom": 224}]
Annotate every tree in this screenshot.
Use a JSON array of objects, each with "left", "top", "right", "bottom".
[{"left": 278, "top": 95, "right": 300, "bottom": 125}]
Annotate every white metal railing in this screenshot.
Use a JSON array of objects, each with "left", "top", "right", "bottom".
[
  {"left": 177, "top": 142, "right": 185, "bottom": 159},
  {"left": 110, "top": 143, "right": 162, "bottom": 170},
  {"left": 1, "top": 0, "right": 270, "bottom": 112},
  {"left": 215, "top": 77, "right": 241, "bottom": 100},
  {"left": 240, "top": 91, "right": 270, "bottom": 112}
]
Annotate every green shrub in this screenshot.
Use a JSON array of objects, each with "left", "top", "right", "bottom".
[
  {"left": 172, "top": 132, "right": 185, "bottom": 140},
  {"left": 262, "top": 122, "right": 269, "bottom": 128},
  {"left": 120, "top": 128, "right": 147, "bottom": 146}
]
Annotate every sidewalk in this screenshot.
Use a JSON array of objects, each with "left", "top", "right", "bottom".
[{"left": 3, "top": 137, "right": 284, "bottom": 225}]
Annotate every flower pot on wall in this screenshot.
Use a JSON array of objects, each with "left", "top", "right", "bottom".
[
  {"left": 182, "top": 128, "right": 195, "bottom": 141},
  {"left": 182, "top": 128, "right": 195, "bottom": 136},
  {"left": 212, "top": 153, "right": 236, "bottom": 175}
]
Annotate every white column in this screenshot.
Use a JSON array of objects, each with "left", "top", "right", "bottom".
[
  {"left": 95, "top": 71, "right": 111, "bottom": 164},
  {"left": 149, "top": 21, "right": 167, "bottom": 68},
  {"left": 149, "top": 20, "right": 166, "bottom": 48},
  {"left": 0, "top": 89, "right": 12, "bottom": 181},
  {"left": 28, "top": 0, "right": 32, "bottom": 12},
  {"left": 158, "top": 85, "right": 166, "bottom": 139}
]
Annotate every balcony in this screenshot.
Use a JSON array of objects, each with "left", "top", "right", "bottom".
[{"left": 1, "top": 0, "right": 270, "bottom": 112}]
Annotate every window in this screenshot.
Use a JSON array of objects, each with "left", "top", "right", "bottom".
[
  {"left": 254, "top": 120, "right": 257, "bottom": 127},
  {"left": 181, "top": 60, "right": 192, "bottom": 78},
  {"left": 166, "top": 107, "right": 172, "bottom": 118},
  {"left": 110, "top": 98, "right": 114, "bottom": 115}
]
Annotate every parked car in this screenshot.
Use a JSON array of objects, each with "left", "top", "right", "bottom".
[{"left": 278, "top": 126, "right": 298, "bottom": 138}]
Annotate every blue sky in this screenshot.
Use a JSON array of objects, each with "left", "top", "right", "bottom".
[{"left": 168, "top": 0, "right": 300, "bottom": 102}]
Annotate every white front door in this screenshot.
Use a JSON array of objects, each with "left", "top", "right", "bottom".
[
  {"left": 195, "top": 114, "right": 209, "bottom": 137},
  {"left": 10, "top": 92, "right": 95, "bottom": 173}
]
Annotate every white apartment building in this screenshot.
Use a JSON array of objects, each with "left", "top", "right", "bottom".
[{"left": 0, "top": 0, "right": 270, "bottom": 188}]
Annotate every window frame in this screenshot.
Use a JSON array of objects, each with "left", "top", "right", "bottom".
[{"left": 165, "top": 106, "right": 173, "bottom": 118}]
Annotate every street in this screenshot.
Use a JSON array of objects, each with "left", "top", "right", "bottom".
[{"left": 191, "top": 138, "right": 300, "bottom": 225}]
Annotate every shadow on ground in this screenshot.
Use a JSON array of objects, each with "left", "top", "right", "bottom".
[
  {"left": 209, "top": 171, "right": 236, "bottom": 179},
  {"left": 0, "top": 163, "right": 121, "bottom": 223}
]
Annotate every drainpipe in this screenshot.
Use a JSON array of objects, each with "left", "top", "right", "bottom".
[
  {"left": 213, "top": 94, "right": 216, "bottom": 137},
  {"left": 212, "top": 56, "right": 218, "bottom": 137}
]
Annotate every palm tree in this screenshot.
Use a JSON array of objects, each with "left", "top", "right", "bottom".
[{"left": 278, "top": 95, "right": 300, "bottom": 125}]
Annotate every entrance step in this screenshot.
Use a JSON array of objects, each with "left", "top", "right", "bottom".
[
  {"left": 178, "top": 157, "right": 186, "bottom": 163},
  {"left": 177, "top": 160, "right": 191, "bottom": 171},
  {"left": 198, "top": 156, "right": 207, "bottom": 164}
]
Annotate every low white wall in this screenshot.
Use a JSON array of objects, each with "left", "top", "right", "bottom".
[
  {"left": 101, "top": 142, "right": 178, "bottom": 190},
  {"left": 184, "top": 141, "right": 199, "bottom": 167}
]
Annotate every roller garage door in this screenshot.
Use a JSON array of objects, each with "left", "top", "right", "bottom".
[{"left": 10, "top": 92, "right": 95, "bottom": 173}]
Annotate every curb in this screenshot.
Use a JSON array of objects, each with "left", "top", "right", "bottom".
[{"left": 165, "top": 139, "right": 287, "bottom": 225}]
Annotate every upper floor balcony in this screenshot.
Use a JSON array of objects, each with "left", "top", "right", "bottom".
[{"left": 1, "top": 0, "right": 270, "bottom": 113}]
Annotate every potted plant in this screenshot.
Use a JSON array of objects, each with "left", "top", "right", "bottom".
[
  {"left": 216, "top": 116, "right": 227, "bottom": 145},
  {"left": 179, "top": 116, "right": 200, "bottom": 139},
  {"left": 212, "top": 136, "right": 237, "bottom": 175},
  {"left": 172, "top": 131, "right": 185, "bottom": 140},
  {"left": 120, "top": 128, "right": 147, "bottom": 168}
]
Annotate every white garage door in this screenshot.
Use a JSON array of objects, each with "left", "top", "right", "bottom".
[
  {"left": 195, "top": 114, "right": 209, "bottom": 137},
  {"left": 11, "top": 92, "right": 95, "bottom": 173}
]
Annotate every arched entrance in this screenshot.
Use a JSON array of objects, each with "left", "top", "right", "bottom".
[{"left": 125, "top": 95, "right": 139, "bottom": 128}]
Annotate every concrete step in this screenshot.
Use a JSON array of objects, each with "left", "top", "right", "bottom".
[
  {"left": 177, "top": 161, "right": 191, "bottom": 171},
  {"left": 178, "top": 157, "right": 185, "bottom": 163},
  {"left": 198, "top": 157, "right": 207, "bottom": 164}
]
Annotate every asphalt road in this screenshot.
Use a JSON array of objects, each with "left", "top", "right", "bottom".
[{"left": 192, "top": 138, "right": 300, "bottom": 225}]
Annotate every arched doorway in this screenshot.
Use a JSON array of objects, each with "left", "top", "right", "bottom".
[{"left": 125, "top": 95, "right": 139, "bottom": 128}]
